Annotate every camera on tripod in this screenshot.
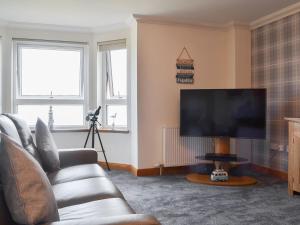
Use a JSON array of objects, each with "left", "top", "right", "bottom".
[
  {"left": 84, "top": 105, "right": 110, "bottom": 170},
  {"left": 85, "top": 106, "right": 101, "bottom": 122}
]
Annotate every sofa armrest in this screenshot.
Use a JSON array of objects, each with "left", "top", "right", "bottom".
[
  {"left": 43, "top": 214, "right": 160, "bottom": 225},
  {"left": 58, "top": 148, "right": 98, "bottom": 168}
]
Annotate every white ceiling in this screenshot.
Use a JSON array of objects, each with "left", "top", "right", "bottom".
[{"left": 0, "top": 0, "right": 299, "bottom": 29}]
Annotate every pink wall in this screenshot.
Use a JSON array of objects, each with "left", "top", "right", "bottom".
[{"left": 136, "top": 22, "right": 251, "bottom": 169}]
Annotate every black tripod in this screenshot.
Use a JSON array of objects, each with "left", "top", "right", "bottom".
[{"left": 84, "top": 108, "right": 110, "bottom": 170}]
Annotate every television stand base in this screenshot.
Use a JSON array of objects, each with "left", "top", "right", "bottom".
[
  {"left": 186, "top": 174, "right": 257, "bottom": 186},
  {"left": 186, "top": 136, "right": 256, "bottom": 186}
]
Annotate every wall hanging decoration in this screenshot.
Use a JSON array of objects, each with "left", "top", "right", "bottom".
[{"left": 176, "top": 47, "right": 194, "bottom": 84}]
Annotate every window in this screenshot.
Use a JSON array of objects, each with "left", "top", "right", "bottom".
[
  {"left": 98, "top": 39, "right": 128, "bottom": 129},
  {"left": 13, "top": 39, "right": 87, "bottom": 127}
]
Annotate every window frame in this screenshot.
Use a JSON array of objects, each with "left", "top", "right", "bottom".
[
  {"left": 98, "top": 39, "right": 129, "bottom": 129},
  {"left": 13, "top": 39, "right": 89, "bottom": 128}
]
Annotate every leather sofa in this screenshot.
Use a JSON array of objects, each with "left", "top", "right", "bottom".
[{"left": 0, "top": 114, "right": 160, "bottom": 225}]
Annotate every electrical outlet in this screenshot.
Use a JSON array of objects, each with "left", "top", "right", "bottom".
[{"left": 278, "top": 145, "right": 285, "bottom": 151}]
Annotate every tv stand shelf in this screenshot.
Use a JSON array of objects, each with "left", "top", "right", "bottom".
[
  {"left": 186, "top": 174, "right": 257, "bottom": 186},
  {"left": 185, "top": 137, "right": 257, "bottom": 187},
  {"left": 196, "top": 153, "right": 248, "bottom": 163}
]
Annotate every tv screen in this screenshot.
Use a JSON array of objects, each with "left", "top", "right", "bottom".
[{"left": 180, "top": 89, "right": 266, "bottom": 139}]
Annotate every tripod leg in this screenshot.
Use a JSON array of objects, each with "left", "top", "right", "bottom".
[
  {"left": 84, "top": 124, "right": 93, "bottom": 148},
  {"left": 92, "top": 123, "right": 95, "bottom": 148},
  {"left": 95, "top": 128, "right": 110, "bottom": 171}
]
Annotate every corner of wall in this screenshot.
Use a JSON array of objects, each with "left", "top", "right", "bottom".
[
  {"left": 129, "top": 18, "right": 139, "bottom": 168},
  {"left": 225, "top": 24, "right": 251, "bottom": 89},
  {"left": 0, "top": 27, "right": 12, "bottom": 113},
  {"left": 226, "top": 25, "right": 237, "bottom": 88},
  {"left": 234, "top": 27, "right": 251, "bottom": 88}
]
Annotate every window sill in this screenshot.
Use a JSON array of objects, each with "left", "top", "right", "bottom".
[{"left": 31, "top": 128, "right": 129, "bottom": 134}]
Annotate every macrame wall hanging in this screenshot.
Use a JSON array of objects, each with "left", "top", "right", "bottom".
[{"left": 176, "top": 47, "right": 194, "bottom": 84}]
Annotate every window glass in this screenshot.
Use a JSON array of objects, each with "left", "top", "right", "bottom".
[
  {"left": 14, "top": 40, "right": 87, "bottom": 127},
  {"left": 17, "top": 105, "right": 84, "bottom": 126},
  {"left": 20, "top": 48, "right": 81, "bottom": 96},
  {"left": 107, "top": 105, "right": 127, "bottom": 127},
  {"left": 108, "top": 49, "right": 127, "bottom": 98},
  {"left": 99, "top": 39, "right": 128, "bottom": 129}
]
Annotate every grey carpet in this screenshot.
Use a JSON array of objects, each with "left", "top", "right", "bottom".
[{"left": 108, "top": 170, "right": 300, "bottom": 225}]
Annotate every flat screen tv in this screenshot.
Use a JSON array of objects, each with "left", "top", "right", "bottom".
[{"left": 180, "top": 89, "right": 266, "bottom": 139}]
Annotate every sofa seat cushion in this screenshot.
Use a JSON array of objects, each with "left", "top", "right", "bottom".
[
  {"left": 59, "top": 198, "right": 134, "bottom": 221},
  {"left": 53, "top": 177, "right": 124, "bottom": 208},
  {"left": 48, "top": 164, "right": 107, "bottom": 185}
]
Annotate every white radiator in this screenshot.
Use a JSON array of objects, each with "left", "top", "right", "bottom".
[{"left": 162, "top": 127, "right": 214, "bottom": 167}]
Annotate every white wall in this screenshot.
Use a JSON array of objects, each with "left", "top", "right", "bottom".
[
  {"left": 136, "top": 21, "right": 252, "bottom": 169},
  {"left": 0, "top": 26, "right": 10, "bottom": 114},
  {"left": 129, "top": 18, "right": 138, "bottom": 168},
  {"left": 52, "top": 132, "right": 131, "bottom": 164},
  {"left": 0, "top": 25, "right": 133, "bottom": 165},
  {"left": 137, "top": 22, "right": 231, "bottom": 169}
]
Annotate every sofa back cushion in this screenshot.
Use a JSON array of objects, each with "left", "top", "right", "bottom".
[
  {"left": 0, "top": 115, "right": 22, "bottom": 146},
  {"left": 0, "top": 133, "right": 59, "bottom": 225},
  {"left": 35, "top": 118, "right": 60, "bottom": 172},
  {"left": 3, "top": 114, "right": 42, "bottom": 165}
]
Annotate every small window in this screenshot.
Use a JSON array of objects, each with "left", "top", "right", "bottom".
[
  {"left": 13, "top": 39, "right": 88, "bottom": 127},
  {"left": 106, "top": 49, "right": 127, "bottom": 99},
  {"left": 98, "top": 39, "right": 128, "bottom": 129}
]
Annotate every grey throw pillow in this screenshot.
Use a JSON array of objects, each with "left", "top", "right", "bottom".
[
  {"left": 4, "top": 113, "right": 43, "bottom": 165},
  {"left": 35, "top": 118, "right": 60, "bottom": 172},
  {"left": 0, "top": 133, "right": 59, "bottom": 225}
]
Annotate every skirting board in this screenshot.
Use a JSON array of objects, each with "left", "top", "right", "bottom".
[
  {"left": 98, "top": 162, "right": 213, "bottom": 176},
  {"left": 98, "top": 161, "right": 288, "bottom": 180},
  {"left": 99, "top": 161, "right": 214, "bottom": 176},
  {"left": 98, "top": 161, "right": 195, "bottom": 176},
  {"left": 98, "top": 161, "right": 133, "bottom": 173},
  {"left": 132, "top": 166, "right": 197, "bottom": 176},
  {"left": 250, "top": 164, "right": 287, "bottom": 181}
]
